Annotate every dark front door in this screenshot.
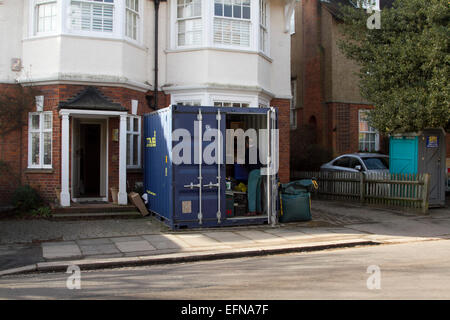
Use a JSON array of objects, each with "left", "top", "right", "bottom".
[{"left": 80, "top": 124, "right": 101, "bottom": 197}]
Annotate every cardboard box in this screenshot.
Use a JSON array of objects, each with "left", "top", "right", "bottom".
[{"left": 129, "top": 192, "right": 150, "bottom": 216}]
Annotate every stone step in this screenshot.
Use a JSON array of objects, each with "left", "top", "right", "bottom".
[
  {"left": 51, "top": 204, "right": 138, "bottom": 214},
  {"left": 51, "top": 211, "right": 142, "bottom": 219}
]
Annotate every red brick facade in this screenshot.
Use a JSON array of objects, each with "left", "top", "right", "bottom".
[
  {"left": 270, "top": 98, "right": 291, "bottom": 183},
  {"left": 0, "top": 83, "right": 292, "bottom": 206},
  {"left": 0, "top": 83, "right": 170, "bottom": 205}
]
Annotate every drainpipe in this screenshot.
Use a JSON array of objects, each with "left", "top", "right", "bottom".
[{"left": 153, "top": 0, "right": 166, "bottom": 110}]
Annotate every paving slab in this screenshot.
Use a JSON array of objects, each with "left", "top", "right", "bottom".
[
  {"left": 115, "top": 240, "right": 156, "bottom": 253},
  {"left": 234, "top": 230, "right": 285, "bottom": 243},
  {"left": 42, "top": 242, "right": 82, "bottom": 260},
  {"left": 79, "top": 244, "right": 120, "bottom": 256},
  {"left": 77, "top": 238, "right": 112, "bottom": 246},
  {"left": 141, "top": 234, "right": 182, "bottom": 250},
  {"left": 203, "top": 231, "right": 258, "bottom": 244},
  {"left": 175, "top": 234, "right": 221, "bottom": 247},
  {"left": 109, "top": 236, "right": 145, "bottom": 243}
]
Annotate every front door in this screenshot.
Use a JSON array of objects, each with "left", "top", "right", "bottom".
[{"left": 79, "top": 123, "right": 101, "bottom": 197}]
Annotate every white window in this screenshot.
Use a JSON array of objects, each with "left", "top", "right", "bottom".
[
  {"left": 127, "top": 115, "right": 141, "bottom": 168},
  {"left": 290, "top": 80, "right": 297, "bottom": 129},
  {"left": 259, "top": 0, "right": 269, "bottom": 52},
  {"left": 35, "top": 0, "right": 57, "bottom": 34},
  {"left": 214, "top": 0, "right": 251, "bottom": 47},
  {"left": 28, "top": 112, "right": 52, "bottom": 168},
  {"left": 176, "top": 101, "right": 202, "bottom": 106},
  {"left": 359, "top": 110, "right": 379, "bottom": 152},
  {"left": 70, "top": 0, "right": 114, "bottom": 33},
  {"left": 177, "top": 0, "right": 202, "bottom": 46},
  {"left": 214, "top": 101, "right": 250, "bottom": 108},
  {"left": 125, "top": 0, "right": 140, "bottom": 40},
  {"left": 354, "top": 0, "right": 380, "bottom": 10}
]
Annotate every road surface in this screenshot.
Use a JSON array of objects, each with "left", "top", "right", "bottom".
[{"left": 1, "top": 240, "right": 450, "bottom": 299}]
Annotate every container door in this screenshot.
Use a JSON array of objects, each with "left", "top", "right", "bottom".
[{"left": 173, "top": 108, "right": 226, "bottom": 226}]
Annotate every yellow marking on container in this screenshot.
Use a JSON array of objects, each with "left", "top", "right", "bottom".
[
  {"left": 147, "top": 190, "right": 157, "bottom": 196},
  {"left": 146, "top": 130, "right": 157, "bottom": 147}
]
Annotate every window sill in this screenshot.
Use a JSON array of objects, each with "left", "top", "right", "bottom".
[
  {"left": 166, "top": 46, "right": 270, "bottom": 60},
  {"left": 127, "top": 168, "right": 142, "bottom": 173},
  {"left": 25, "top": 168, "right": 54, "bottom": 174}
]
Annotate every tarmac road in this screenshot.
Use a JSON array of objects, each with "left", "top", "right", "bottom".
[{"left": 1, "top": 239, "right": 450, "bottom": 300}]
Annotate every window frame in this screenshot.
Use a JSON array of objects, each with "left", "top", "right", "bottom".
[
  {"left": 34, "top": 0, "right": 58, "bottom": 36},
  {"left": 213, "top": 0, "right": 252, "bottom": 48},
  {"left": 125, "top": 0, "right": 140, "bottom": 41},
  {"left": 28, "top": 111, "right": 53, "bottom": 169},
  {"left": 69, "top": 0, "right": 116, "bottom": 35},
  {"left": 170, "top": 0, "right": 263, "bottom": 54},
  {"left": 213, "top": 101, "right": 250, "bottom": 108},
  {"left": 259, "top": 0, "right": 270, "bottom": 54},
  {"left": 126, "top": 115, "right": 142, "bottom": 169},
  {"left": 176, "top": 0, "right": 203, "bottom": 47},
  {"left": 290, "top": 79, "right": 297, "bottom": 129},
  {"left": 358, "top": 109, "right": 380, "bottom": 152}
]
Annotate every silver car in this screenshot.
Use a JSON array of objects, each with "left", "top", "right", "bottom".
[{"left": 320, "top": 153, "right": 389, "bottom": 173}]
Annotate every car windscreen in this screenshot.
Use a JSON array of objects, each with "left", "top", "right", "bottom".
[{"left": 362, "top": 157, "right": 389, "bottom": 170}]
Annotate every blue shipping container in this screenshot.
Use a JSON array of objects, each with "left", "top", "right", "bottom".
[{"left": 144, "top": 105, "right": 278, "bottom": 229}]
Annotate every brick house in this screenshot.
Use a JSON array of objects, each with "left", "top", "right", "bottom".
[
  {"left": 291, "top": 0, "right": 449, "bottom": 171},
  {"left": 0, "top": 0, "right": 295, "bottom": 207},
  {"left": 290, "top": 0, "right": 394, "bottom": 165}
]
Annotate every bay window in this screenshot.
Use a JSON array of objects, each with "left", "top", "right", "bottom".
[
  {"left": 177, "top": 0, "right": 202, "bottom": 46},
  {"left": 125, "top": 0, "right": 140, "bottom": 40},
  {"left": 35, "top": 0, "right": 57, "bottom": 34},
  {"left": 28, "top": 112, "right": 52, "bottom": 169},
  {"left": 213, "top": 0, "right": 251, "bottom": 47},
  {"left": 214, "top": 101, "right": 250, "bottom": 108},
  {"left": 127, "top": 115, "right": 141, "bottom": 169},
  {"left": 70, "top": 0, "right": 114, "bottom": 33}
]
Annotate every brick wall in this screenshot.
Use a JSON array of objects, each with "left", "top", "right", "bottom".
[
  {"left": 0, "top": 83, "right": 169, "bottom": 205},
  {"left": 271, "top": 98, "right": 290, "bottom": 183}
]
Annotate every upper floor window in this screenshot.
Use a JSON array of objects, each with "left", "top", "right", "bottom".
[
  {"left": 354, "top": 0, "right": 380, "bottom": 10},
  {"left": 35, "top": 0, "right": 57, "bottom": 34},
  {"left": 126, "top": 0, "right": 140, "bottom": 40},
  {"left": 70, "top": 0, "right": 114, "bottom": 33},
  {"left": 214, "top": 0, "right": 251, "bottom": 47},
  {"left": 259, "top": 0, "right": 268, "bottom": 52},
  {"left": 359, "top": 110, "right": 379, "bottom": 152},
  {"left": 177, "top": 0, "right": 202, "bottom": 46}
]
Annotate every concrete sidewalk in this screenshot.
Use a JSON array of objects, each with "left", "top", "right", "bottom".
[{"left": 1, "top": 199, "right": 449, "bottom": 276}]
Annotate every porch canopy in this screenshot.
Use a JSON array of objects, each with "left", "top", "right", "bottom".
[{"left": 58, "top": 87, "right": 128, "bottom": 207}]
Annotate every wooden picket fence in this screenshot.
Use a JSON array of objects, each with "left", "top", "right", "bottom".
[{"left": 292, "top": 171, "right": 431, "bottom": 213}]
